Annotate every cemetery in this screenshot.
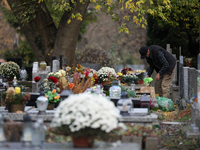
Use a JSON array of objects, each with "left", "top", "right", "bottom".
[
  {"left": 0, "top": 0, "right": 199, "bottom": 150},
  {"left": 0, "top": 45, "right": 199, "bottom": 150}
]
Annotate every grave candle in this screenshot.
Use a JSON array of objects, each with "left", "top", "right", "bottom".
[
  {"left": 0, "top": 114, "right": 5, "bottom": 147},
  {"left": 22, "top": 113, "right": 32, "bottom": 146}
]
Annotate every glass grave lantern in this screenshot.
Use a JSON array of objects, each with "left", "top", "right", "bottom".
[
  {"left": 36, "top": 91, "right": 48, "bottom": 115},
  {"left": 20, "top": 67, "right": 27, "bottom": 82},
  {"left": 109, "top": 80, "right": 121, "bottom": 98},
  {"left": 117, "top": 91, "right": 133, "bottom": 116},
  {"left": 22, "top": 113, "right": 32, "bottom": 147},
  {"left": 0, "top": 113, "right": 5, "bottom": 147},
  {"left": 60, "top": 89, "right": 74, "bottom": 101},
  {"left": 140, "top": 94, "right": 150, "bottom": 112}
]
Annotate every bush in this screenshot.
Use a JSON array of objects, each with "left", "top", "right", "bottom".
[{"left": 76, "top": 45, "right": 116, "bottom": 68}]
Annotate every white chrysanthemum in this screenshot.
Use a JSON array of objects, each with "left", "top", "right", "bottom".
[
  {"left": 97, "top": 67, "right": 117, "bottom": 77},
  {"left": 50, "top": 93, "right": 121, "bottom": 133},
  {"left": 58, "top": 69, "right": 66, "bottom": 76},
  {"left": 48, "top": 72, "right": 54, "bottom": 76}
]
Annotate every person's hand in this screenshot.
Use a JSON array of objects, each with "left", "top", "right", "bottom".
[{"left": 156, "top": 73, "right": 160, "bottom": 80}]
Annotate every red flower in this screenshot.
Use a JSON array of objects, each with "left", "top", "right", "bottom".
[
  {"left": 48, "top": 76, "right": 58, "bottom": 83},
  {"left": 34, "top": 76, "right": 41, "bottom": 82}
]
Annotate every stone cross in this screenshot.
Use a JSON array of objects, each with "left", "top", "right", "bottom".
[
  {"left": 179, "top": 56, "right": 184, "bottom": 98},
  {"left": 52, "top": 60, "right": 60, "bottom": 73}
]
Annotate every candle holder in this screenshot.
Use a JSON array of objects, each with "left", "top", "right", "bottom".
[
  {"left": 21, "top": 113, "right": 32, "bottom": 147},
  {"left": 109, "top": 80, "right": 121, "bottom": 98},
  {"left": 36, "top": 91, "right": 48, "bottom": 115},
  {"left": 0, "top": 114, "right": 5, "bottom": 147},
  {"left": 117, "top": 91, "right": 133, "bottom": 116}
]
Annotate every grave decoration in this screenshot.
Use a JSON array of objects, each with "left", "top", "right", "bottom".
[
  {"left": 1, "top": 87, "right": 30, "bottom": 112},
  {"left": 50, "top": 93, "right": 121, "bottom": 148},
  {"left": 22, "top": 113, "right": 32, "bottom": 146},
  {"left": 85, "top": 84, "right": 105, "bottom": 96},
  {"left": 0, "top": 61, "right": 20, "bottom": 81},
  {"left": 118, "top": 67, "right": 138, "bottom": 85},
  {"left": 109, "top": 80, "right": 121, "bottom": 98},
  {"left": 117, "top": 91, "right": 133, "bottom": 116},
  {"left": 96, "top": 66, "right": 117, "bottom": 86},
  {"left": 68, "top": 72, "right": 93, "bottom": 94},
  {"left": 0, "top": 113, "right": 5, "bottom": 146},
  {"left": 36, "top": 91, "right": 48, "bottom": 115},
  {"left": 34, "top": 73, "right": 59, "bottom": 93},
  {"left": 45, "top": 89, "right": 60, "bottom": 109},
  {"left": 143, "top": 77, "right": 153, "bottom": 86}
]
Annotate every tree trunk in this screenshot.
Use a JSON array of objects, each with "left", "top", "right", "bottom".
[
  {"left": 6, "top": 0, "right": 57, "bottom": 65},
  {"left": 53, "top": 0, "right": 90, "bottom": 66}
]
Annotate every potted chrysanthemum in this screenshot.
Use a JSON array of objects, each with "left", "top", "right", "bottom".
[
  {"left": 0, "top": 61, "right": 20, "bottom": 81},
  {"left": 96, "top": 67, "right": 117, "bottom": 92},
  {"left": 1, "top": 87, "right": 30, "bottom": 112},
  {"left": 50, "top": 93, "right": 121, "bottom": 147}
]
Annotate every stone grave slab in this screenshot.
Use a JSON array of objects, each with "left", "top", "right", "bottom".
[{"left": 129, "top": 108, "right": 148, "bottom": 116}]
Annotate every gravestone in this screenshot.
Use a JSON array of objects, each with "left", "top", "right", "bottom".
[
  {"left": 59, "top": 55, "right": 63, "bottom": 69},
  {"left": 25, "top": 66, "right": 32, "bottom": 81},
  {"left": 52, "top": 60, "right": 60, "bottom": 73},
  {"left": 188, "top": 67, "right": 197, "bottom": 99},
  {"left": 166, "top": 44, "right": 172, "bottom": 54},
  {"left": 179, "top": 56, "right": 184, "bottom": 98},
  {"left": 183, "top": 67, "right": 189, "bottom": 99},
  {"left": 38, "top": 71, "right": 48, "bottom": 82},
  {"left": 64, "top": 57, "right": 67, "bottom": 66},
  {"left": 32, "top": 81, "right": 38, "bottom": 93},
  {"left": 198, "top": 53, "right": 200, "bottom": 107},
  {"left": 176, "top": 61, "right": 179, "bottom": 86},
  {"left": 172, "top": 54, "right": 177, "bottom": 84},
  {"left": 32, "top": 62, "right": 39, "bottom": 81},
  {"left": 46, "top": 66, "right": 51, "bottom": 73}
]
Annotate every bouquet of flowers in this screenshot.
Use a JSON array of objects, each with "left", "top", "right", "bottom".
[
  {"left": 120, "top": 74, "right": 137, "bottom": 83},
  {"left": 1, "top": 87, "right": 30, "bottom": 105},
  {"left": 121, "top": 66, "right": 132, "bottom": 75},
  {"left": 50, "top": 93, "right": 121, "bottom": 138},
  {"left": 0, "top": 61, "right": 20, "bottom": 79},
  {"left": 135, "top": 70, "right": 146, "bottom": 80},
  {"left": 97, "top": 67, "right": 117, "bottom": 85},
  {"left": 45, "top": 89, "right": 60, "bottom": 104},
  {"left": 34, "top": 75, "right": 59, "bottom": 93}
]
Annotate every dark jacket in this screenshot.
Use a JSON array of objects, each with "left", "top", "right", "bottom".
[{"left": 146, "top": 45, "right": 176, "bottom": 75}]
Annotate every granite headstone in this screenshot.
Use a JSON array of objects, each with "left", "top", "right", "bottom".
[
  {"left": 188, "top": 67, "right": 197, "bottom": 99},
  {"left": 52, "top": 60, "right": 60, "bottom": 73},
  {"left": 179, "top": 56, "right": 184, "bottom": 98},
  {"left": 183, "top": 67, "right": 189, "bottom": 99}
]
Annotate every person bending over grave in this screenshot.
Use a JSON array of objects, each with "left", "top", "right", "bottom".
[{"left": 139, "top": 45, "right": 176, "bottom": 98}]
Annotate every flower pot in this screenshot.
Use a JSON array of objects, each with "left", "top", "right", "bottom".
[
  {"left": 72, "top": 136, "right": 94, "bottom": 148},
  {"left": 47, "top": 103, "right": 55, "bottom": 110},
  {"left": 8, "top": 104, "right": 25, "bottom": 113},
  {"left": 103, "top": 85, "right": 111, "bottom": 91},
  {"left": 7, "top": 78, "right": 14, "bottom": 82},
  {"left": 138, "top": 79, "right": 144, "bottom": 84}
]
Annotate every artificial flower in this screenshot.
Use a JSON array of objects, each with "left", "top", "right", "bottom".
[{"left": 34, "top": 76, "right": 41, "bottom": 82}]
